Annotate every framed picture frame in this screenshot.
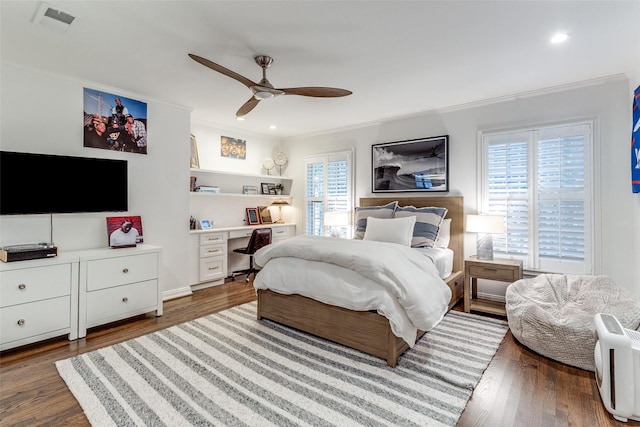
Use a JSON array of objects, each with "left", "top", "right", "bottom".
[
  {"left": 106, "top": 216, "right": 143, "bottom": 248},
  {"left": 372, "top": 135, "right": 449, "bottom": 193},
  {"left": 243, "top": 185, "right": 258, "bottom": 195},
  {"left": 257, "top": 206, "right": 272, "bottom": 224},
  {"left": 246, "top": 208, "right": 260, "bottom": 225},
  {"left": 199, "top": 219, "right": 212, "bottom": 229},
  {"left": 190, "top": 134, "right": 199, "bottom": 168},
  {"left": 261, "top": 182, "right": 274, "bottom": 195}
]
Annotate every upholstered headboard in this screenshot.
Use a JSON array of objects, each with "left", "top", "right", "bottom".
[{"left": 359, "top": 196, "right": 464, "bottom": 274}]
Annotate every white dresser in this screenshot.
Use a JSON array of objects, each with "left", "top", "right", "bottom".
[
  {"left": 77, "top": 244, "right": 162, "bottom": 338},
  {"left": 0, "top": 254, "right": 79, "bottom": 351}
]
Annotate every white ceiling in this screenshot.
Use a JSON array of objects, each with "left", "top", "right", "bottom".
[{"left": 2, "top": 1, "right": 639, "bottom": 138}]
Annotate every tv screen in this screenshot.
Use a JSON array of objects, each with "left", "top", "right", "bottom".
[{"left": 0, "top": 151, "right": 128, "bottom": 215}]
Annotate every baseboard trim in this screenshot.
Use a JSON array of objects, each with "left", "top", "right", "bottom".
[{"left": 163, "top": 286, "right": 193, "bottom": 301}]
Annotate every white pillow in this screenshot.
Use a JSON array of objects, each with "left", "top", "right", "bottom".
[
  {"left": 363, "top": 216, "right": 416, "bottom": 246},
  {"left": 434, "top": 218, "right": 451, "bottom": 248}
]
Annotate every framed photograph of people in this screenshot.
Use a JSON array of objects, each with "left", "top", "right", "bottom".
[
  {"left": 246, "top": 208, "right": 260, "bottom": 225},
  {"left": 372, "top": 135, "right": 449, "bottom": 193},
  {"left": 83, "top": 87, "right": 148, "bottom": 154},
  {"left": 106, "top": 216, "right": 144, "bottom": 248}
]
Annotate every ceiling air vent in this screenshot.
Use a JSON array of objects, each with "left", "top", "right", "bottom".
[{"left": 32, "top": 3, "right": 76, "bottom": 32}]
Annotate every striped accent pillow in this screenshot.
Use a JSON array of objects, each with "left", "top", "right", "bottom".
[
  {"left": 353, "top": 201, "right": 398, "bottom": 239},
  {"left": 394, "top": 205, "right": 448, "bottom": 247}
]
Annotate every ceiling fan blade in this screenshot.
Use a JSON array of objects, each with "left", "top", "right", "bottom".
[
  {"left": 280, "top": 87, "right": 352, "bottom": 98},
  {"left": 236, "top": 97, "right": 260, "bottom": 117},
  {"left": 188, "top": 54, "right": 256, "bottom": 88}
]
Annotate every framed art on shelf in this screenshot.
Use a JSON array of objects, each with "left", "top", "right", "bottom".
[
  {"left": 372, "top": 135, "right": 449, "bottom": 193},
  {"left": 190, "top": 134, "right": 199, "bottom": 168},
  {"left": 243, "top": 185, "right": 258, "bottom": 195},
  {"left": 261, "top": 182, "right": 275, "bottom": 195},
  {"left": 246, "top": 208, "right": 260, "bottom": 225},
  {"left": 258, "top": 206, "right": 272, "bottom": 224},
  {"left": 106, "top": 216, "right": 143, "bottom": 248}
]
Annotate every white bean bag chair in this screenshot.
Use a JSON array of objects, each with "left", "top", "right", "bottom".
[{"left": 506, "top": 274, "right": 640, "bottom": 372}]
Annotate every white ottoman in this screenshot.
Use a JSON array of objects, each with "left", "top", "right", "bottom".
[{"left": 505, "top": 274, "right": 640, "bottom": 371}]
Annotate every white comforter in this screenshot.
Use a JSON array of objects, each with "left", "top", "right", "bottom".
[{"left": 253, "top": 235, "right": 451, "bottom": 346}]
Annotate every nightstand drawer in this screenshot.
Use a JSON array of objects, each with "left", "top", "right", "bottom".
[
  {"left": 468, "top": 265, "right": 517, "bottom": 281},
  {"left": 1, "top": 264, "right": 72, "bottom": 307},
  {"left": 86, "top": 253, "right": 158, "bottom": 291}
]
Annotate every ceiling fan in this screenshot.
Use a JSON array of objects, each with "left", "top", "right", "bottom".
[{"left": 188, "top": 54, "right": 352, "bottom": 117}]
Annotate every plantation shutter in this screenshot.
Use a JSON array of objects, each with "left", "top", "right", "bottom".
[
  {"left": 304, "top": 150, "right": 353, "bottom": 237},
  {"left": 481, "top": 122, "right": 593, "bottom": 274}
]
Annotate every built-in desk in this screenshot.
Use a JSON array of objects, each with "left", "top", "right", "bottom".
[{"left": 188, "top": 224, "right": 295, "bottom": 290}]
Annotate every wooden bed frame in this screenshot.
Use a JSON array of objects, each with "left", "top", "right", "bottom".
[{"left": 257, "top": 196, "right": 464, "bottom": 367}]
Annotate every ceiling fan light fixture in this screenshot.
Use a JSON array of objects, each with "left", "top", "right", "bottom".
[{"left": 254, "top": 91, "right": 275, "bottom": 100}]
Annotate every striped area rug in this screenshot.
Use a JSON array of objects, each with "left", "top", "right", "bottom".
[{"left": 56, "top": 302, "right": 508, "bottom": 426}]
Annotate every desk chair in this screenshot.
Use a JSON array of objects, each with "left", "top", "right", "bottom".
[{"left": 231, "top": 228, "right": 272, "bottom": 282}]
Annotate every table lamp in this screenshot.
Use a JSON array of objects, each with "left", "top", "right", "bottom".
[
  {"left": 270, "top": 200, "right": 289, "bottom": 224},
  {"left": 466, "top": 214, "right": 505, "bottom": 260},
  {"left": 324, "top": 211, "right": 349, "bottom": 237}
]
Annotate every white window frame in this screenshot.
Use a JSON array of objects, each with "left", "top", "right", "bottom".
[
  {"left": 478, "top": 120, "right": 596, "bottom": 275},
  {"left": 304, "top": 149, "right": 354, "bottom": 237}
]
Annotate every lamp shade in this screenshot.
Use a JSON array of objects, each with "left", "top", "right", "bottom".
[
  {"left": 270, "top": 200, "right": 289, "bottom": 206},
  {"left": 324, "top": 211, "right": 349, "bottom": 227},
  {"left": 466, "top": 214, "right": 505, "bottom": 234}
]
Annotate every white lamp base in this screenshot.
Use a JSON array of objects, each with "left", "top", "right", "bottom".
[{"left": 476, "top": 234, "right": 494, "bottom": 260}]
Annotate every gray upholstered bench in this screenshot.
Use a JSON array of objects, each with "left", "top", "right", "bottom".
[{"left": 505, "top": 274, "right": 640, "bottom": 371}]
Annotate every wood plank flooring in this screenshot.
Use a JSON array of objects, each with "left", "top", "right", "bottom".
[{"left": 1, "top": 281, "right": 636, "bottom": 426}]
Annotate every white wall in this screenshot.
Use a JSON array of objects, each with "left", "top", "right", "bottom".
[
  {"left": 0, "top": 63, "right": 192, "bottom": 299},
  {"left": 283, "top": 76, "right": 639, "bottom": 298}
]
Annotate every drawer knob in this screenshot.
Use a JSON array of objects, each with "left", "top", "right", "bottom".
[
  {"left": 122, "top": 268, "right": 129, "bottom": 273},
  {"left": 122, "top": 297, "right": 129, "bottom": 303},
  {"left": 209, "top": 266, "right": 219, "bottom": 270},
  {"left": 208, "top": 237, "right": 220, "bottom": 241},
  {"left": 208, "top": 249, "right": 220, "bottom": 253},
  {"left": 18, "top": 283, "right": 26, "bottom": 290},
  {"left": 17, "top": 319, "right": 25, "bottom": 326}
]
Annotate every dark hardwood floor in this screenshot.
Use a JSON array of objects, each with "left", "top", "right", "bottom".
[{"left": 1, "top": 281, "right": 636, "bottom": 427}]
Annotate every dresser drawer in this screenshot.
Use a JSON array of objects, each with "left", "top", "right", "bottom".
[
  {"left": 229, "top": 229, "right": 255, "bottom": 239},
  {"left": 199, "top": 232, "right": 226, "bottom": 245},
  {"left": 0, "top": 296, "right": 70, "bottom": 344},
  {"left": 86, "top": 279, "right": 158, "bottom": 327},
  {"left": 200, "top": 257, "right": 225, "bottom": 282},
  {"left": 272, "top": 227, "right": 290, "bottom": 239},
  {"left": 86, "top": 253, "right": 158, "bottom": 291},
  {"left": 199, "top": 243, "right": 225, "bottom": 258},
  {"left": 1, "top": 264, "right": 71, "bottom": 308},
  {"left": 468, "top": 264, "right": 518, "bottom": 281}
]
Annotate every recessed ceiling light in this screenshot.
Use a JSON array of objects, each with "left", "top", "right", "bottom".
[
  {"left": 550, "top": 32, "right": 569, "bottom": 44},
  {"left": 269, "top": 125, "right": 277, "bottom": 130}
]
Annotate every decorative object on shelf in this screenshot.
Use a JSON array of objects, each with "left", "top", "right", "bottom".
[
  {"left": 372, "top": 135, "right": 449, "bottom": 193},
  {"left": 246, "top": 207, "right": 260, "bottom": 225},
  {"left": 221, "top": 136, "right": 246, "bottom": 159},
  {"left": 199, "top": 219, "right": 212, "bottom": 230},
  {"left": 83, "top": 87, "right": 148, "bottom": 154},
  {"left": 198, "top": 185, "right": 219, "bottom": 193},
  {"left": 275, "top": 183, "right": 284, "bottom": 195},
  {"left": 274, "top": 152, "right": 288, "bottom": 176},
  {"left": 466, "top": 214, "right": 505, "bottom": 260},
  {"left": 243, "top": 185, "right": 258, "bottom": 195},
  {"left": 106, "top": 216, "right": 143, "bottom": 248},
  {"left": 263, "top": 158, "right": 275, "bottom": 175},
  {"left": 190, "top": 134, "right": 199, "bottom": 168},
  {"left": 258, "top": 206, "right": 273, "bottom": 224},
  {"left": 190, "top": 216, "right": 196, "bottom": 230},
  {"left": 190, "top": 176, "right": 197, "bottom": 192},
  {"left": 270, "top": 200, "right": 289, "bottom": 224},
  {"left": 261, "top": 182, "right": 276, "bottom": 195}
]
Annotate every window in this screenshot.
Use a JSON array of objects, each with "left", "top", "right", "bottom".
[
  {"left": 479, "top": 121, "right": 593, "bottom": 274},
  {"left": 304, "top": 150, "right": 353, "bottom": 237}
]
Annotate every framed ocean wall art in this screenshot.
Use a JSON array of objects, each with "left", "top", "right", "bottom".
[{"left": 372, "top": 135, "right": 449, "bottom": 193}]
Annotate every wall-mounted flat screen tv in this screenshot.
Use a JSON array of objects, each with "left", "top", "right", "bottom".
[{"left": 0, "top": 151, "right": 128, "bottom": 215}]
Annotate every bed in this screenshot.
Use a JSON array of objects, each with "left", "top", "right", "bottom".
[{"left": 254, "top": 196, "right": 464, "bottom": 367}]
